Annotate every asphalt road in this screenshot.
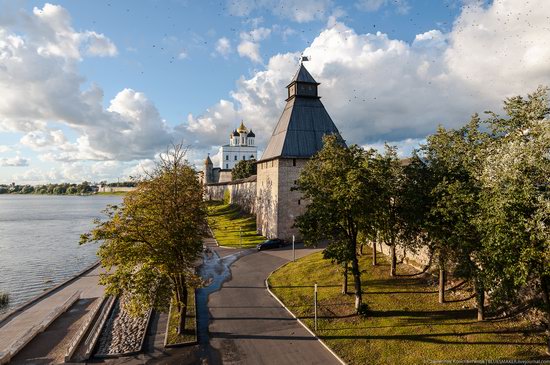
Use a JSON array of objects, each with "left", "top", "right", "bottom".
[{"left": 203, "top": 244, "right": 342, "bottom": 365}]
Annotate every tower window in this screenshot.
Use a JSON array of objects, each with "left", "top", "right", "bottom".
[
  {"left": 292, "top": 158, "right": 296, "bottom": 166},
  {"left": 226, "top": 164, "right": 228, "bottom": 169},
  {"left": 243, "top": 156, "right": 245, "bottom": 160},
  {"left": 298, "top": 199, "right": 301, "bottom": 205},
  {"left": 234, "top": 156, "right": 237, "bottom": 161},
  {"left": 226, "top": 155, "right": 229, "bottom": 161}
]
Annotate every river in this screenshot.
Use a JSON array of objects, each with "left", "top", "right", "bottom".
[{"left": 0, "top": 194, "right": 122, "bottom": 315}]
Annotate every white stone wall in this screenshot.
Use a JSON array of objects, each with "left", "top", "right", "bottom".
[
  {"left": 275, "top": 158, "right": 308, "bottom": 241},
  {"left": 256, "top": 159, "right": 279, "bottom": 239},
  {"left": 205, "top": 178, "right": 257, "bottom": 214}
]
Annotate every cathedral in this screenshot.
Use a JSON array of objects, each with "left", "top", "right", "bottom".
[
  {"left": 204, "top": 62, "right": 343, "bottom": 240},
  {"left": 204, "top": 121, "right": 258, "bottom": 184}
]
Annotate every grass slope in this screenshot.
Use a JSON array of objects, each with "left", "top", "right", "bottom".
[
  {"left": 207, "top": 201, "right": 266, "bottom": 248},
  {"left": 166, "top": 289, "right": 196, "bottom": 345},
  {"left": 269, "top": 251, "right": 548, "bottom": 365}
]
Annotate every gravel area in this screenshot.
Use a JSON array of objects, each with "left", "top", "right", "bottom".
[{"left": 95, "top": 298, "right": 149, "bottom": 355}]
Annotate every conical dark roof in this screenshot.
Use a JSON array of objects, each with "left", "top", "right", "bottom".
[
  {"left": 205, "top": 155, "right": 213, "bottom": 165},
  {"left": 288, "top": 64, "right": 319, "bottom": 86},
  {"left": 259, "top": 65, "right": 343, "bottom": 162},
  {"left": 248, "top": 129, "right": 255, "bottom": 137}
]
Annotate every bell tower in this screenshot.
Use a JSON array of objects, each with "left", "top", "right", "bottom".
[
  {"left": 286, "top": 63, "right": 319, "bottom": 100},
  {"left": 256, "top": 60, "right": 343, "bottom": 240}
]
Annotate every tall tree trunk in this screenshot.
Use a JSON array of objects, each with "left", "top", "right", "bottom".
[
  {"left": 359, "top": 242, "right": 364, "bottom": 255},
  {"left": 177, "top": 283, "right": 188, "bottom": 335},
  {"left": 390, "top": 244, "right": 396, "bottom": 277},
  {"left": 372, "top": 235, "right": 377, "bottom": 266},
  {"left": 342, "top": 263, "right": 348, "bottom": 294},
  {"left": 438, "top": 253, "right": 446, "bottom": 304},
  {"left": 540, "top": 275, "right": 550, "bottom": 355},
  {"left": 350, "top": 247, "right": 362, "bottom": 312},
  {"left": 474, "top": 278, "right": 485, "bottom": 321}
]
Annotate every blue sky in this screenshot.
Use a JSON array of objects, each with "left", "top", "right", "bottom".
[{"left": 1, "top": 0, "right": 549, "bottom": 184}]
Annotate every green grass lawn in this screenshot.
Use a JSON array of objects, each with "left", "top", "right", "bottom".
[
  {"left": 269, "top": 251, "right": 549, "bottom": 365},
  {"left": 166, "top": 289, "right": 196, "bottom": 345},
  {"left": 207, "top": 201, "right": 266, "bottom": 248}
]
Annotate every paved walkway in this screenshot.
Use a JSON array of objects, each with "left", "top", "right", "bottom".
[
  {"left": 0, "top": 265, "right": 104, "bottom": 358},
  {"left": 203, "top": 242, "right": 342, "bottom": 365}
]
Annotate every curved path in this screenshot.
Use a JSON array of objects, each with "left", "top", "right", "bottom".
[{"left": 202, "top": 241, "right": 342, "bottom": 365}]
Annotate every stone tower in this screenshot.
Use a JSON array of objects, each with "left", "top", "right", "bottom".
[
  {"left": 256, "top": 62, "right": 343, "bottom": 240},
  {"left": 204, "top": 154, "right": 213, "bottom": 184}
]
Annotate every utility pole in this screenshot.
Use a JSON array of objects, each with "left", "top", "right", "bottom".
[
  {"left": 314, "top": 283, "right": 318, "bottom": 331},
  {"left": 292, "top": 235, "right": 295, "bottom": 261},
  {"left": 240, "top": 226, "right": 242, "bottom": 248}
]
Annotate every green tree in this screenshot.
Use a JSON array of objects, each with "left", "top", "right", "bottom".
[
  {"left": 66, "top": 186, "right": 77, "bottom": 195},
  {"left": 371, "top": 145, "right": 403, "bottom": 277},
  {"left": 232, "top": 159, "right": 257, "bottom": 180},
  {"left": 295, "top": 135, "right": 376, "bottom": 311},
  {"left": 81, "top": 144, "right": 207, "bottom": 334},
  {"left": 478, "top": 87, "right": 550, "bottom": 352},
  {"left": 423, "top": 116, "right": 489, "bottom": 318}
]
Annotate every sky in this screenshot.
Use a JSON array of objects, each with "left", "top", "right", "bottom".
[{"left": 0, "top": 0, "right": 549, "bottom": 184}]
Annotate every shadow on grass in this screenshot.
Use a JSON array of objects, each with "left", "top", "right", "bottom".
[{"left": 318, "top": 330, "right": 545, "bottom": 346}]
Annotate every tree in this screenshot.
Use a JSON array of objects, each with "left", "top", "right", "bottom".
[
  {"left": 478, "top": 87, "right": 550, "bottom": 352},
  {"left": 423, "top": 116, "right": 489, "bottom": 317},
  {"left": 232, "top": 159, "right": 257, "bottom": 180},
  {"left": 81, "top": 144, "right": 207, "bottom": 334},
  {"left": 371, "top": 145, "right": 403, "bottom": 277},
  {"left": 295, "top": 135, "right": 377, "bottom": 312}
]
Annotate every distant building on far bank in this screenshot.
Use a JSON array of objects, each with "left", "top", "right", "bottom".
[{"left": 204, "top": 121, "right": 258, "bottom": 184}]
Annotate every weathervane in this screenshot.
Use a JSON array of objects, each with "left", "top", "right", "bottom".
[{"left": 300, "top": 54, "right": 310, "bottom": 64}]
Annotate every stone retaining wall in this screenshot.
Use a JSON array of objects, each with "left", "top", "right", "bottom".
[{"left": 205, "top": 176, "right": 257, "bottom": 214}]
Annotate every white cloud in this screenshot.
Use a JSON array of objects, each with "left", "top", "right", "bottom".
[
  {"left": 1, "top": 155, "right": 29, "bottom": 167},
  {"left": 0, "top": 4, "right": 171, "bottom": 163},
  {"left": 237, "top": 27, "right": 272, "bottom": 63},
  {"left": 83, "top": 31, "right": 118, "bottom": 57},
  {"left": 237, "top": 40, "right": 262, "bottom": 63},
  {"left": 355, "top": 0, "right": 410, "bottom": 14},
  {"left": 183, "top": 0, "right": 550, "bottom": 160},
  {"left": 227, "top": 0, "right": 333, "bottom": 23},
  {"left": 178, "top": 50, "right": 188, "bottom": 60},
  {"left": 0, "top": 145, "right": 12, "bottom": 153},
  {"left": 215, "top": 37, "right": 232, "bottom": 57}
]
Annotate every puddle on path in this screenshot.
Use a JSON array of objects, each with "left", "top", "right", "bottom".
[{"left": 196, "top": 248, "right": 253, "bottom": 345}]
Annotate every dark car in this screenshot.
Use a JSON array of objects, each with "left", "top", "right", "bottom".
[{"left": 256, "top": 239, "right": 285, "bottom": 251}]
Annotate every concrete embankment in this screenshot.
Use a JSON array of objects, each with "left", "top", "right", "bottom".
[{"left": 0, "top": 263, "right": 105, "bottom": 363}]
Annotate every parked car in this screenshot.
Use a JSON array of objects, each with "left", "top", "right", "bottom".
[{"left": 256, "top": 239, "right": 285, "bottom": 251}]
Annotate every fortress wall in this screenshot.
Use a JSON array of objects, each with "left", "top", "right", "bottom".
[
  {"left": 372, "top": 241, "right": 432, "bottom": 271},
  {"left": 205, "top": 175, "right": 257, "bottom": 214}
]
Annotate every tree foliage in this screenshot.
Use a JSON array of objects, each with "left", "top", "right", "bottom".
[
  {"left": 232, "top": 159, "right": 257, "bottom": 180},
  {"left": 295, "top": 134, "right": 378, "bottom": 311},
  {"left": 80, "top": 144, "right": 207, "bottom": 334}
]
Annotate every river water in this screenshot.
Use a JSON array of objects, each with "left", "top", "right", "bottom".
[{"left": 0, "top": 194, "right": 122, "bottom": 315}]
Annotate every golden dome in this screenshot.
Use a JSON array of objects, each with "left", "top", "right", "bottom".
[{"left": 237, "top": 121, "right": 248, "bottom": 133}]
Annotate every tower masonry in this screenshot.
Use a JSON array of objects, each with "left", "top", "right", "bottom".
[{"left": 256, "top": 62, "right": 343, "bottom": 241}]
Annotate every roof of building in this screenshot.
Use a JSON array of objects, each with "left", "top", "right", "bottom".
[
  {"left": 248, "top": 129, "right": 255, "bottom": 137},
  {"left": 288, "top": 63, "right": 319, "bottom": 86},
  {"left": 205, "top": 155, "right": 213, "bottom": 165},
  {"left": 232, "top": 129, "right": 240, "bottom": 136},
  {"left": 237, "top": 121, "right": 248, "bottom": 133},
  {"left": 259, "top": 64, "right": 343, "bottom": 162}
]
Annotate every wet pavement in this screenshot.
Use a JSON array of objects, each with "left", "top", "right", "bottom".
[{"left": 196, "top": 240, "right": 341, "bottom": 365}]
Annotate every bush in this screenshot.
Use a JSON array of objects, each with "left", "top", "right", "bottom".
[{"left": 0, "top": 292, "right": 9, "bottom": 308}]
